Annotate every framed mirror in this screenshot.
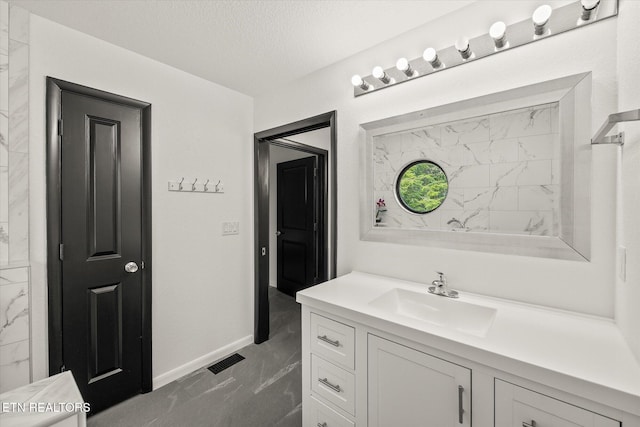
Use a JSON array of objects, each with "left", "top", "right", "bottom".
[{"left": 360, "top": 72, "right": 592, "bottom": 261}]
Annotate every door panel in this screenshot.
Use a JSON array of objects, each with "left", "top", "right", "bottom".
[
  {"left": 60, "top": 90, "right": 144, "bottom": 413},
  {"left": 88, "top": 283, "right": 122, "bottom": 383},
  {"left": 281, "top": 240, "right": 306, "bottom": 284},
  {"left": 368, "top": 334, "right": 471, "bottom": 427},
  {"left": 88, "top": 117, "right": 121, "bottom": 258},
  {"left": 277, "top": 156, "right": 317, "bottom": 297}
]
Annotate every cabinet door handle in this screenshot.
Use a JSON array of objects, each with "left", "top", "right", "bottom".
[
  {"left": 317, "top": 423, "right": 327, "bottom": 427},
  {"left": 318, "top": 377, "right": 342, "bottom": 393},
  {"left": 458, "top": 385, "right": 464, "bottom": 424},
  {"left": 317, "top": 335, "right": 340, "bottom": 347},
  {"left": 523, "top": 421, "right": 537, "bottom": 427}
]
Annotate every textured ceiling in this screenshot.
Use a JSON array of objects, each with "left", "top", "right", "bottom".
[{"left": 10, "top": 0, "right": 472, "bottom": 96}]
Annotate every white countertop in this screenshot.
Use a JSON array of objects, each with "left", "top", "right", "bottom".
[
  {"left": 0, "top": 371, "right": 86, "bottom": 427},
  {"left": 297, "top": 271, "right": 640, "bottom": 416}
]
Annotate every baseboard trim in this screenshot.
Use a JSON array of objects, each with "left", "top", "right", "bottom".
[{"left": 152, "top": 334, "right": 253, "bottom": 390}]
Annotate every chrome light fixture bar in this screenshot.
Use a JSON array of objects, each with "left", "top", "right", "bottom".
[{"left": 352, "top": 0, "right": 617, "bottom": 97}]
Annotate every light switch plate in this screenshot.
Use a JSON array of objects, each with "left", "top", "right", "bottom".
[{"left": 222, "top": 221, "right": 240, "bottom": 236}]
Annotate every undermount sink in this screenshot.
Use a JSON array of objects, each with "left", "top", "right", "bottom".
[{"left": 368, "top": 288, "right": 497, "bottom": 337}]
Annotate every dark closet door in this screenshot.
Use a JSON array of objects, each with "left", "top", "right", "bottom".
[
  {"left": 277, "top": 156, "right": 318, "bottom": 297},
  {"left": 60, "top": 90, "right": 144, "bottom": 413}
]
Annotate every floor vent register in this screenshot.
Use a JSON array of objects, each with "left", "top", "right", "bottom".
[{"left": 207, "top": 353, "right": 245, "bottom": 375}]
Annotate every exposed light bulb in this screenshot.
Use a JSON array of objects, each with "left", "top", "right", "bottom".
[
  {"left": 372, "top": 66, "right": 391, "bottom": 84},
  {"left": 351, "top": 74, "right": 370, "bottom": 91},
  {"left": 580, "top": 0, "right": 600, "bottom": 21},
  {"left": 489, "top": 21, "right": 508, "bottom": 49},
  {"left": 532, "top": 5, "right": 553, "bottom": 35},
  {"left": 423, "top": 47, "right": 442, "bottom": 69},
  {"left": 396, "top": 57, "right": 416, "bottom": 77},
  {"left": 455, "top": 37, "right": 472, "bottom": 60}
]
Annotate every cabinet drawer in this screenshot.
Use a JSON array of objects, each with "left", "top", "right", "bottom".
[
  {"left": 495, "top": 380, "right": 620, "bottom": 427},
  {"left": 310, "top": 395, "right": 355, "bottom": 427},
  {"left": 311, "top": 354, "right": 355, "bottom": 416},
  {"left": 311, "top": 313, "right": 355, "bottom": 370}
]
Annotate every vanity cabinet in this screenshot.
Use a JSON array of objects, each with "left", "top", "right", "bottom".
[
  {"left": 368, "top": 334, "right": 471, "bottom": 427},
  {"left": 495, "top": 380, "right": 620, "bottom": 427},
  {"left": 298, "top": 273, "right": 640, "bottom": 427}
]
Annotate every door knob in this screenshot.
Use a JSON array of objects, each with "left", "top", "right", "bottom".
[
  {"left": 124, "top": 262, "right": 139, "bottom": 273},
  {"left": 276, "top": 231, "right": 282, "bottom": 236}
]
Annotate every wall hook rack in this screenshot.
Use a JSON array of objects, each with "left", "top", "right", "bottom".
[
  {"left": 168, "top": 177, "right": 224, "bottom": 193},
  {"left": 591, "top": 109, "right": 640, "bottom": 146}
]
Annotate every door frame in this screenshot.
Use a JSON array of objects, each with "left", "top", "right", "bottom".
[
  {"left": 254, "top": 111, "right": 337, "bottom": 344},
  {"left": 45, "top": 77, "right": 153, "bottom": 392}
]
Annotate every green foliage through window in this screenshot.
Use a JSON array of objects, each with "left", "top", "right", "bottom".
[{"left": 396, "top": 161, "right": 448, "bottom": 214}]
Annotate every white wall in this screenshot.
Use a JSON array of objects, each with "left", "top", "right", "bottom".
[
  {"left": 269, "top": 145, "right": 313, "bottom": 286},
  {"left": 28, "top": 15, "right": 254, "bottom": 385},
  {"left": 255, "top": 0, "right": 622, "bottom": 317},
  {"left": 615, "top": 0, "right": 640, "bottom": 362}
]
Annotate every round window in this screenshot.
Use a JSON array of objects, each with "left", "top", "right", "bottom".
[{"left": 395, "top": 160, "right": 449, "bottom": 214}]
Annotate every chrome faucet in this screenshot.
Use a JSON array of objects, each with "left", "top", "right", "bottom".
[{"left": 428, "top": 271, "right": 459, "bottom": 298}]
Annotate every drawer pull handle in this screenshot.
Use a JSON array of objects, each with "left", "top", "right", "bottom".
[
  {"left": 318, "top": 335, "right": 340, "bottom": 347},
  {"left": 317, "top": 423, "right": 327, "bottom": 427},
  {"left": 458, "top": 385, "right": 464, "bottom": 424},
  {"left": 523, "top": 421, "right": 537, "bottom": 427},
  {"left": 318, "top": 377, "right": 342, "bottom": 393}
]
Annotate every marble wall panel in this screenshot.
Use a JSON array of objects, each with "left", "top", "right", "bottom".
[
  {"left": 517, "top": 134, "right": 556, "bottom": 161},
  {"left": 0, "top": 2, "right": 30, "bottom": 391},
  {"left": 442, "top": 116, "right": 490, "bottom": 146},
  {"left": 0, "top": 1, "right": 7, "bottom": 56},
  {"left": 489, "top": 104, "right": 552, "bottom": 140},
  {"left": 448, "top": 164, "right": 491, "bottom": 188},
  {"left": 8, "top": 151, "right": 28, "bottom": 263},
  {"left": 0, "top": 338, "right": 29, "bottom": 392},
  {"left": 464, "top": 186, "right": 518, "bottom": 212},
  {"left": 8, "top": 39, "right": 27, "bottom": 154},
  {"left": 463, "top": 139, "right": 518, "bottom": 165},
  {"left": 0, "top": 164, "right": 6, "bottom": 222},
  {"left": 0, "top": 280, "right": 29, "bottom": 346},
  {"left": 0, "top": 107, "right": 7, "bottom": 167},
  {"left": 0, "top": 222, "right": 7, "bottom": 265},
  {"left": 489, "top": 211, "right": 554, "bottom": 236},
  {"left": 440, "top": 209, "right": 489, "bottom": 232},
  {"left": 490, "top": 160, "right": 552, "bottom": 187},
  {"left": 518, "top": 185, "right": 558, "bottom": 212},
  {"left": 8, "top": 4, "right": 28, "bottom": 44},
  {"left": 372, "top": 102, "right": 560, "bottom": 237}
]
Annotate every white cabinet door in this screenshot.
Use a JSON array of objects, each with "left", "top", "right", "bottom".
[
  {"left": 368, "top": 334, "right": 471, "bottom": 427},
  {"left": 495, "top": 380, "right": 620, "bottom": 427}
]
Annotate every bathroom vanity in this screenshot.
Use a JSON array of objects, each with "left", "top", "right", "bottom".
[{"left": 297, "top": 272, "right": 640, "bottom": 427}]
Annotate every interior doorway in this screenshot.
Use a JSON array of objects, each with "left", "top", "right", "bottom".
[
  {"left": 254, "top": 111, "right": 337, "bottom": 344},
  {"left": 273, "top": 147, "right": 326, "bottom": 296},
  {"left": 46, "top": 78, "right": 152, "bottom": 413}
]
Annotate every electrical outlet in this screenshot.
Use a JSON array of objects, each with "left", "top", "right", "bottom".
[{"left": 222, "top": 221, "right": 240, "bottom": 236}]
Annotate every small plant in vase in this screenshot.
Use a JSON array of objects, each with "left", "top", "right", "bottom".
[{"left": 375, "top": 198, "right": 387, "bottom": 224}]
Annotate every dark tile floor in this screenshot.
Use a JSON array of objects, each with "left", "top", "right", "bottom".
[{"left": 88, "top": 288, "right": 302, "bottom": 427}]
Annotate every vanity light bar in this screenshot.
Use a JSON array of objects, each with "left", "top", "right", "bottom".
[{"left": 352, "top": 0, "right": 617, "bottom": 97}]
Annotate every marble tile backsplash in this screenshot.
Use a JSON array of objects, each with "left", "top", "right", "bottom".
[
  {"left": 373, "top": 103, "right": 561, "bottom": 236},
  {"left": 0, "top": 1, "right": 30, "bottom": 393}
]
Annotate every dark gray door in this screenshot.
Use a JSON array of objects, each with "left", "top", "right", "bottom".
[
  {"left": 60, "top": 90, "right": 144, "bottom": 413},
  {"left": 277, "top": 156, "right": 318, "bottom": 296}
]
